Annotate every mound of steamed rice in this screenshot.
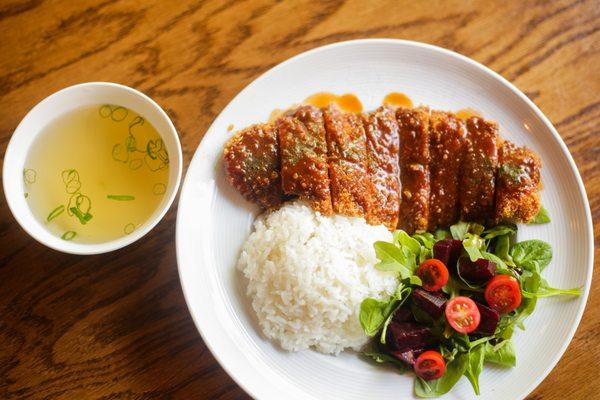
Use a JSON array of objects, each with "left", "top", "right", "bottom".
[{"left": 237, "top": 201, "right": 397, "bottom": 354}]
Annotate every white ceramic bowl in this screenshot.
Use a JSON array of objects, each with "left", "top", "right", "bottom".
[
  {"left": 176, "top": 39, "right": 593, "bottom": 400},
  {"left": 3, "top": 82, "right": 182, "bottom": 255}
]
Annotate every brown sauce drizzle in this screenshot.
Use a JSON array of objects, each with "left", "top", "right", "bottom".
[
  {"left": 456, "top": 108, "right": 482, "bottom": 120},
  {"left": 304, "top": 92, "right": 363, "bottom": 113},
  {"left": 382, "top": 92, "right": 413, "bottom": 108}
]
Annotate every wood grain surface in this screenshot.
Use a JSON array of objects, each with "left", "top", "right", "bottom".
[{"left": 0, "top": 0, "right": 598, "bottom": 399}]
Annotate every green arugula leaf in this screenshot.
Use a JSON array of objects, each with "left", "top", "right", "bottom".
[
  {"left": 409, "top": 275, "right": 423, "bottom": 286},
  {"left": 500, "top": 254, "right": 579, "bottom": 340},
  {"left": 418, "top": 247, "right": 432, "bottom": 264},
  {"left": 516, "top": 300, "right": 538, "bottom": 332},
  {"left": 452, "top": 333, "right": 473, "bottom": 350},
  {"left": 415, "top": 352, "right": 469, "bottom": 398},
  {"left": 495, "top": 263, "right": 541, "bottom": 340},
  {"left": 508, "top": 263, "right": 542, "bottom": 334},
  {"left": 511, "top": 240, "right": 552, "bottom": 271},
  {"left": 462, "top": 233, "right": 485, "bottom": 261},
  {"left": 395, "top": 230, "right": 422, "bottom": 254},
  {"left": 468, "top": 336, "right": 493, "bottom": 349},
  {"left": 373, "top": 241, "right": 412, "bottom": 276},
  {"left": 435, "top": 229, "right": 451, "bottom": 240},
  {"left": 494, "top": 314, "right": 514, "bottom": 340},
  {"left": 482, "top": 224, "right": 516, "bottom": 240},
  {"left": 464, "top": 344, "right": 486, "bottom": 395},
  {"left": 484, "top": 340, "right": 516, "bottom": 367},
  {"left": 522, "top": 279, "right": 581, "bottom": 298},
  {"left": 380, "top": 285, "right": 412, "bottom": 344},
  {"left": 440, "top": 344, "right": 459, "bottom": 363},
  {"left": 362, "top": 351, "right": 408, "bottom": 370},
  {"left": 529, "top": 205, "right": 551, "bottom": 224},
  {"left": 401, "top": 245, "right": 418, "bottom": 272},
  {"left": 359, "top": 298, "right": 393, "bottom": 337},
  {"left": 480, "top": 251, "right": 510, "bottom": 274},
  {"left": 450, "top": 221, "right": 470, "bottom": 240},
  {"left": 413, "top": 232, "right": 436, "bottom": 249},
  {"left": 494, "top": 234, "right": 515, "bottom": 266},
  {"left": 413, "top": 232, "right": 436, "bottom": 263},
  {"left": 360, "top": 283, "right": 414, "bottom": 339},
  {"left": 471, "top": 223, "right": 485, "bottom": 235},
  {"left": 442, "top": 276, "right": 461, "bottom": 299}
]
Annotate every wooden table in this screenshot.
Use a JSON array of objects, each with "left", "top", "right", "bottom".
[{"left": 1, "top": 1, "right": 598, "bottom": 398}]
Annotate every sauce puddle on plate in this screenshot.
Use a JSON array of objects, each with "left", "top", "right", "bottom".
[
  {"left": 24, "top": 105, "right": 169, "bottom": 243},
  {"left": 382, "top": 92, "right": 413, "bottom": 108},
  {"left": 304, "top": 92, "right": 363, "bottom": 113},
  {"left": 304, "top": 92, "right": 414, "bottom": 112},
  {"left": 455, "top": 108, "right": 482, "bottom": 119}
]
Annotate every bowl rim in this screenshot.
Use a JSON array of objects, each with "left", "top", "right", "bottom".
[
  {"left": 175, "top": 38, "right": 594, "bottom": 399},
  {"left": 3, "top": 81, "right": 183, "bottom": 255}
]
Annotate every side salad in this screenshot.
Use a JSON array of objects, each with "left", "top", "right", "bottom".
[{"left": 359, "top": 213, "right": 581, "bottom": 397}]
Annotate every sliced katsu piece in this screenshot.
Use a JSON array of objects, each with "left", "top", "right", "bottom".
[
  {"left": 396, "top": 106, "right": 431, "bottom": 234},
  {"left": 277, "top": 105, "right": 333, "bottom": 215},
  {"left": 495, "top": 140, "right": 542, "bottom": 223},
  {"left": 362, "top": 106, "right": 401, "bottom": 230},
  {"left": 428, "top": 111, "right": 465, "bottom": 230},
  {"left": 459, "top": 117, "right": 499, "bottom": 223},
  {"left": 223, "top": 124, "right": 283, "bottom": 209},
  {"left": 322, "top": 104, "right": 373, "bottom": 217}
]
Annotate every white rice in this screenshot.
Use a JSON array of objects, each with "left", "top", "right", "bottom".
[{"left": 237, "top": 201, "right": 397, "bottom": 354}]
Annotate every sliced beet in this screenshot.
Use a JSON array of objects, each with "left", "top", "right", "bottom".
[
  {"left": 389, "top": 347, "right": 426, "bottom": 366},
  {"left": 433, "top": 239, "right": 463, "bottom": 271},
  {"left": 458, "top": 256, "right": 496, "bottom": 284},
  {"left": 392, "top": 306, "right": 414, "bottom": 323},
  {"left": 385, "top": 322, "right": 434, "bottom": 353},
  {"left": 412, "top": 288, "right": 448, "bottom": 320},
  {"left": 474, "top": 301, "right": 500, "bottom": 336}
]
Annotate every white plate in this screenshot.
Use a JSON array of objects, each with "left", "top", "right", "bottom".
[{"left": 176, "top": 39, "right": 593, "bottom": 400}]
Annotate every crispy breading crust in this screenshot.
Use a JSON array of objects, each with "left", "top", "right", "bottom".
[
  {"left": 460, "top": 117, "right": 498, "bottom": 223},
  {"left": 428, "top": 111, "right": 464, "bottom": 230},
  {"left": 397, "top": 106, "right": 430, "bottom": 233},
  {"left": 277, "top": 105, "right": 333, "bottom": 215},
  {"left": 224, "top": 107, "right": 544, "bottom": 230},
  {"left": 223, "top": 124, "right": 283, "bottom": 209},
  {"left": 362, "top": 106, "right": 401, "bottom": 230},
  {"left": 323, "top": 104, "right": 374, "bottom": 217},
  {"left": 495, "top": 140, "right": 542, "bottom": 223}
]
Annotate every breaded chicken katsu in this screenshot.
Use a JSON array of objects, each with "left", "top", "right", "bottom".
[
  {"left": 428, "top": 111, "right": 464, "bottom": 230},
  {"left": 277, "top": 105, "right": 333, "bottom": 215},
  {"left": 460, "top": 117, "right": 499, "bottom": 223},
  {"left": 223, "top": 103, "right": 543, "bottom": 232},
  {"left": 396, "top": 106, "right": 431, "bottom": 234},
  {"left": 495, "top": 140, "right": 542, "bottom": 223},
  {"left": 362, "top": 106, "right": 401, "bottom": 231},
  {"left": 323, "top": 104, "right": 374, "bottom": 217},
  {"left": 223, "top": 124, "right": 283, "bottom": 209}
]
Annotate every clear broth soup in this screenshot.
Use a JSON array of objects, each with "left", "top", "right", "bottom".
[{"left": 23, "top": 105, "right": 169, "bottom": 243}]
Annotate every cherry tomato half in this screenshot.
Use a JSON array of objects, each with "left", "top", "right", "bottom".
[
  {"left": 485, "top": 274, "right": 522, "bottom": 314},
  {"left": 445, "top": 296, "right": 481, "bottom": 333},
  {"left": 417, "top": 259, "right": 449, "bottom": 291},
  {"left": 414, "top": 350, "right": 446, "bottom": 381}
]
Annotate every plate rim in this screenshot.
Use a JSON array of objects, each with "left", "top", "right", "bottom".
[{"left": 175, "top": 38, "right": 594, "bottom": 399}]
